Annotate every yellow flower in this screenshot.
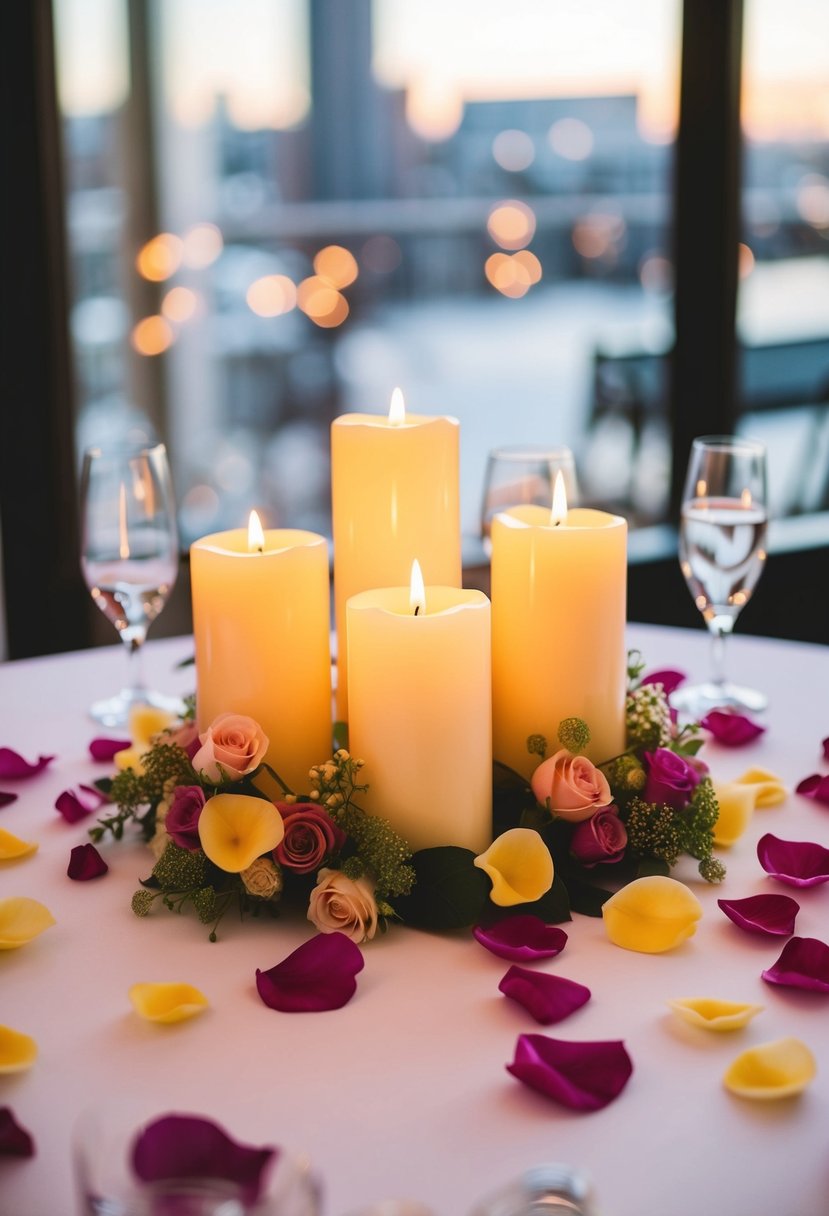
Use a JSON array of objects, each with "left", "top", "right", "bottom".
[
  {"left": 0, "top": 1024, "right": 38, "bottom": 1073},
  {"left": 724, "top": 1037, "right": 816, "bottom": 1100},
  {"left": 668, "top": 997, "right": 763, "bottom": 1032},
  {"left": 198, "top": 794, "right": 285, "bottom": 873},
  {"left": 712, "top": 768, "right": 787, "bottom": 847},
  {"left": 602, "top": 876, "right": 702, "bottom": 953},
  {"left": 0, "top": 897, "right": 55, "bottom": 949},
  {"left": 0, "top": 828, "right": 38, "bottom": 863},
  {"left": 129, "top": 982, "right": 209, "bottom": 1024},
  {"left": 474, "top": 828, "right": 554, "bottom": 907},
  {"left": 114, "top": 705, "right": 175, "bottom": 775}
]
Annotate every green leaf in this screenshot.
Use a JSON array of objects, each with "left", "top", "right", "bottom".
[
  {"left": 636, "top": 856, "right": 671, "bottom": 878},
  {"left": 564, "top": 875, "right": 613, "bottom": 917},
  {"left": 492, "top": 761, "right": 535, "bottom": 836},
  {"left": 176, "top": 655, "right": 195, "bottom": 669},
  {"left": 391, "top": 846, "right": 489, "bottom": 931},
  {"left": 333, "top": 721, "right": 349, "bottom": 752},
  {"left": 480, "top": 871, "right": 572, "bottom": 925},
  {"left": 93, "top": 777, "right": 113, "bottom": 796},
  {"left": 676, "top": 738, "right": 705, "bottom": 756}
]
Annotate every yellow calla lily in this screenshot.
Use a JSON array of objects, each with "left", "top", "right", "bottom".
[
  {"left": 129, "top": 982, "right": 209, "bottom": 1024},
  {"left": 668, "top": 997, "right": 763, "bottom": 1032},
  {"left": 0, "top": 1024, "right": 38, "bottom": 1073},
  {"left": 0, "top": 828, "right": 38, "bottom": 863},
  {"left": 474, "top": 828, "right": 554, "bottom": 907},
  {"left": 198, "top": 794, "right": 285, "bottom": 873},
  {"left": 724, "top": 1037, "right": 816, "bottom": 1100},
  {"left": 0, "top": 897, "right": 56, "bottom": 949},
  {"left": 602, "top": 875, "right": 702, "bottom": 953},
  {"left": 713, "top": 768, "right": 787, "bottom": 847},
  {"left": 114, "top": 706, "right": 175, "bottom": 775}
]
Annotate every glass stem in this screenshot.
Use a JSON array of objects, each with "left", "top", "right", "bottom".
[
  {"left": 709, "top": 622, "right": 733, "bottom": 691},
  {"left": 125, "top": 632, "right": 147, "bottom": 695}
]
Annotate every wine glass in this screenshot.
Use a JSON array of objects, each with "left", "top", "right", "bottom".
[
  {"left": 480, "top": 445, "right": 578, "bottom": 553},
  {"left": 672, "top": 435, "right": 768, "bottom": 717},
  {"left": 80, "top": 442, "right": 182, "bottom": 726}
]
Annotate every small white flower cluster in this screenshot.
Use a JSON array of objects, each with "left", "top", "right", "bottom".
[
  {"left": 307, "top": 749, "right": 366, "bottom": 811},
  {"left": 625, "top": 683, "right": 673, "bottom": 750}
]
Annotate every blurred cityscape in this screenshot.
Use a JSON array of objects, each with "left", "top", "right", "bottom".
[{"left": 59, "top": 2, "right": 829, "bottom": 541}]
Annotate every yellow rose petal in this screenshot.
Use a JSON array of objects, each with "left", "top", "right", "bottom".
[
  {"left": 129, "top": 982, "right": 209, "bottom": 1024},
  {"left": 0, "top": 828, "right": 38, "bottom": 862},
  {"left": 712, "top": 782, "right": 757, "bottom": 848},
  {"left": 198, "top": 794, "right": 285, "bottom": 873},
  {"left": 474, "top": 828, "right": 554, "bottom": 907},
  {"left": 130, "top": 705, "right": 174, "bottom": 750},
  {"left": 668, "top": 997, "right": 763, "bottom": 1032},
  {"left": 724, "top": 1037, "right": 816, "bottom": 1100},
  {"left": 602, "top": 876, "right": 702, "bottom": 953},
  {"left": 114, "top": 746, "right": 145, "bottom": 775},
  {"left": 0, "top": 1024, "right": 38, "bottom": 1073},
  {"left": 734, "top": 768, "right": 787, "bottom": 808},
  {"left": 0, "top": 897, "right": 56, "bottom": 949}
]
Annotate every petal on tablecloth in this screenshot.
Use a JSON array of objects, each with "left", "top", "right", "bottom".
[
  {"left": 757, "top": 833, "right": 829, "bottom": 888},
  {"left": 256, "top": 932, "right": 364, "bottom": 1012},
  {"left": 717, "top": 893, "right": 799, "bottom": 937},
  {"left": 507, "top": 1033, "right": 633, "bottom": 1111},
  {"left": 499, "top": 966, "right": 590, "bottom": 1025},
  {"left": 473, "top": 916, "right": 568, "bottom": 962}
]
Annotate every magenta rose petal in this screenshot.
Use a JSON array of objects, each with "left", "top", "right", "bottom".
[
  {"left": 88, "top": 736, "right": 130, "bottom": 762},
  {"left": 132, "top": 1114, "right": 275, "bottom": 1204},
  {"left": 507, "top": 1033, "right": 633, "bottom": 1111},
  {"left": 473, "top": 916, "right": 568, "bottom": 962},
  {"left": 718, "top": 893, "right": 799, "bottom": 937},
  {"left": 761, "top": 937, "right": 829, "bottom": 994},
  {"left": 0, "top": 792, "right": 18, "bottom": 809},
  {"left": 700, "top": 710, "right": 766, "bottom": 747},
  {"left": 255, "top": 932, "right": 364, "bottom": 1012},
  {"left": 641, "top": 668, "right": 686, "bottom": 695},
  {"left": 795, "top": 773, "right": 829, "bottom": 806},
  {"left": 67, "top": 843, "right": 109, "bottom": 881},
  {"left": 757, "top": 833, "right": 829, "bottom": 888},
  {"left": 55, "top": 785, "right": 107, "bottom": 825},
  {"left": 499, "top": 967, "right": 591, "bottom": 1025},
  {"left": 0, "top": 1107, "right": 35, "bottom": 1158},
  {"left": 822, "top": 737, "right": 829, "bottom": 762},
  {"left": 0, "top": 749, "right": 55, "bottom": 780}
]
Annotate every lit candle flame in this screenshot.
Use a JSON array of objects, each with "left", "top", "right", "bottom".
[
  {"left": 741, "top": 488, "right": 753, "bottom": 508},
  {"left": 248, "top": 509, "right": 265, "bottom": 553},
  {"left": 388, "top": 387, "right": 406, "bottom": 426},
  {"left": 118, "top": 483, "right": 130, "bottom": 559},
  {"left": 550, "top": 471, "right": 568, "bottom": 526},
  {"left": 409, "top": 558, "right": 426, "bottom": 616}
]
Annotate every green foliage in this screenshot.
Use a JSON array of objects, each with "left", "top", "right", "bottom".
[
  {"left": 131, "top": 889, "right": 156, "bottom": 917},
  {"left": 392, "top": 847, "right": 489, "bottom": 931},
  {"left": 526, "top": 734, "right": 548, "bottom": 759},
  {"left": 625, "top": 684, "right": 673, "bottom": 751},
  {"left": 557, "top": 718, "right": 590, "bottom": 753},
  {"left": 626, "top": 649, "right": 648, "bottom": 686},
  {"left": 622, "top": 778, "right": 723, "bottom": 883},
  {"left": 93, "top": 743, "right": 197, "bottom": 843},
  {"left": 335, "top": 804, "right": 415, "bottom": 900},
  {"left": 152, "top": 842, "right": 209, "bottom": 890}
]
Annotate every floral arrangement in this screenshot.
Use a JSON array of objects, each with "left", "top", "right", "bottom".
[{"left": 90, "top": 651, "right": 723, "bottom": 942}]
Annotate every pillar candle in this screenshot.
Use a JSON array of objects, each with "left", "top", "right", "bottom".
[
  {"left": 191, "top": 521, "right": 331, "bottom": 794},
  {"left": 331, "top": 392, "right": 461, "bottom": 720},
  {"left": 347, "top": 574, "right": 491, "bottom": 853},
  {"left": 491, "top": 500, "right": 627, "bottom": 778}
]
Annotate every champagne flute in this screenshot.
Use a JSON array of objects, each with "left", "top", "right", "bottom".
[
  {"left": 480, "top": 445, "right": 578, "bottom": 553},
  {"left": 672, "top": 435, "right": 768, "bottom": 717},
  {"left": 80, "top": 442, "right": 182, "bottom": 726}
]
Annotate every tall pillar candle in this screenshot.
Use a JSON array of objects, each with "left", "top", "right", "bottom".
[
  {"left": 347, "top": 575, "right": 491, "bottom": 853},
  {"left": 491, "top": 500, "right": 627, "bottom": 778},
  {"left": 191, "top": 521, "right": 331, "bottom": 794},
  {"left": 331, "top": 393, "right": 461, "bottom": 720}
]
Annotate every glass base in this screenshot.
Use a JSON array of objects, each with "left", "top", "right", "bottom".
[
  {"left": 88, "top": 686, "right": 185, "bottom": 728},
  {"left": 670, "top": 679, "right": 768, "bottom": 719}
]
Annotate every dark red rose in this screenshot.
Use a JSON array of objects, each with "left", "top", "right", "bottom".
[
  {"left": 273, "top": 802, "right": 346, "bottom": 874},
  {"left": 570, "top": 807, "right": 627, "bottom": 867}
]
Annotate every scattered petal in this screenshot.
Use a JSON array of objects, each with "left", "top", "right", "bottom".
[
  {"left": 757, "top": 833, "right": 829, "bottom": 888},
  {"left": 762, "top": 936, "right": 829, "bottom": 993},
  {"left": 0, "top": 793, "right": 18, "bottom": 809},
  {"left": 67, "top": 844, "right": 108, "bottom": 881},
  {"left": 0, "top": 1026, "right": 37, "bottom": 1073},
  {"left": 667, "top": 997, "right": 763, "bottom": 1032},
  {"left": 734, "top": 769, "right": 787, "bottom": 806},
  {"left": 700, "top": 710, "right": 765, "bottom": 747},
  {"left": 641, "top": 669, "right": 686, "bottom": 695},
  {"left": 499, "top": 967, "right": 590, "bottom": 1025},
  {"left": 724, "top": 1037, "right": 816, "bottom": 1100},
  {"left": 474, "top": 829, "right": 554, "bottom": 907},
  {"left": 718, "top": 893, "right": 799, "bottom": 938},
  {"left": 113, "top": 747, "right": 146, "bottom": 775},
  {"left": 0, "top": 1108, "right": 35, "bottom": 1158},
  {"left": 713, "top": 770, "right": 788, "bottom": 848},
  {"left": 473, "top": 916, "right": 568, "bottom": 962},
  {"left": 256, "top": 932, "right": 364, "bottom": 1012},
  {"left": 0, "top": 829, "right": 38, "bottom": 863},
  {"left": 198, "top": 793, "right": 284, "bottom": 873},
  {"left": 55, "top": 785, "right": 107, "bottom": 825},
  {"left": 823, "top": 736, "right": 829, "bottom": 763},
  {"left": 89, "top": 736, "right": 130, "bottom": 762},
  {"left": 131, "top": 1114, "right": 275, "bottom": 1204},
  {"left": 602, "top": 876, "right": 702, "bottom": 953},
  {"left": 129, "top": 982, "right": 209, "bottom": 1023},
  {"left": 795, "top": 773, "right": 829, "bottom": 806},
  {"left": 130, "top": 706, "right": 175, "bottom": 749},
  {"left": 506, "top": 1033, "right": 633, "bottom": 1111},
  {"left": 0, "top": 749, "right": 54, "bottom": 780},
  {"left": 0, "top": 898, "right": 55, "bottom": 949}
]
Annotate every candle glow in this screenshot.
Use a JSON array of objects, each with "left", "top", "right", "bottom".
[
  {"left": 388, "top": 387, "right": 406, "bottom": 426},
  {"left": 409, "top": 558, "right": 426, "bottom": 615},
  {"left": 247, "top": 510, "right": 265, "bottom": 553},
  {"left": 551, "top": 470, "right": 568, "bottom": 525}
]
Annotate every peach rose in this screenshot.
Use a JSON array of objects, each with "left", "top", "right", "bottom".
[
  {"left": 531, "top": 748, "right": 612, "bottom": 822},
  {"left": 307, "top": 868, "right": 378, "bottom": 943},
  {"left": 192, "top": 713, "right": 269, "bottom": 783}
]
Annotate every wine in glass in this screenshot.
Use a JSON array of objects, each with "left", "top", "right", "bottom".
[
  {"left": 480, "top": 445, "right": 577, "bottom": 554},
  {"left": 672, "top": 435, "right": 768, "bottom": 717},
  {"left": 80, "top": 442, "right": 182, "bottom": 726}
]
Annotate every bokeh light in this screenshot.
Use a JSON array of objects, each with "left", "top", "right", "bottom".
[
  {"left": 548, "top": 118, "right": 594, "bottom": 161},
  {"left": 572, "top": 211, "right": 626, "bottom": 260},
  {"left": 246, "top": 274, "right": 297, "bottom": 317},
  {"left": 487, "top": 200, "right": 537, "bottom": 251},
  {"left": 131, "top": 315, "right": 174, "bottom": 355},
  {"left": 135, "top": 234, "right": 183, "bottom": 282},
  {"left": 484, "top": 252, "right": 535, "bottom": 298},
  {"left": 314, "top": 245, "right": 359, "bottom": 289},
  {"left": 361, "top": 234, "right": 402, "bottom": 274},
  {"left": 297, "top": 277, "right": 349, "bottom": 327},
  {"left": 182, "top": 222, "right": 224, "bottom": 268},
  {"left": 796, "top": 174, "right": 829, "bottom": 227},
  {"left": 639, "top": 253, "right": 673, "bottom": 295},
  {"left": 161, "top": 286, "right": 199, "bottom": 323},
  {"left": 492, "top": 129, "right": 535, "bottom": 172},
  {"left": 738, "top": 243, "right": 756, "bottom": 279}
]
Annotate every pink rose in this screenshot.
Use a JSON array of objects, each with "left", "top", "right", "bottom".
[
  {"left": 643, "top": 748, "right": 700, "bottom": 810},
  {"left": 165, "top": 721, "right": 201, "bottom": 761},
  {"left": 570, "top": 807, "right": 627, "bottom": 867},
  {"left": 165, "top": 785, "right": 207, "bottom": 851},
  {"left": 531, "top": 748, "right": 612, "bottom": 823},
  {"left": 307, "top": 868, "right": 378, "bottom": 943},
  {"left": 192, "top": 713, "right": 269, "bottom": 783},
  {"left": 274, "top": 802, "right": 347, "bottom": 874}
]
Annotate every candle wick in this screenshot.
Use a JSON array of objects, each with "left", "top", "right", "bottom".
[{"left": 414, "top": 605, "right": 420, "bottom": 616}]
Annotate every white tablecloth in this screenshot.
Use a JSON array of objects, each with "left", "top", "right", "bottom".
[{"left": 1, "top": 625, "right": 828, "bottom": 1216}]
